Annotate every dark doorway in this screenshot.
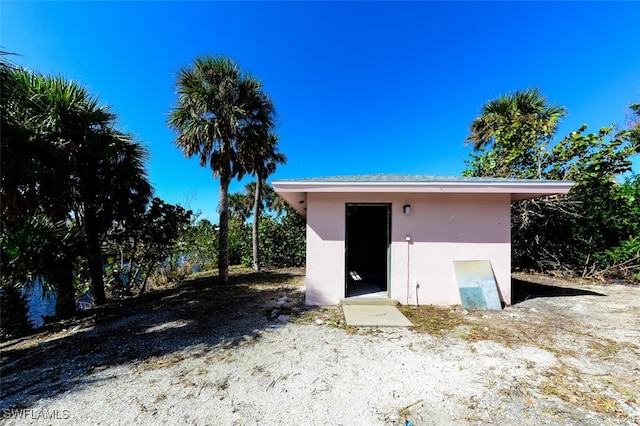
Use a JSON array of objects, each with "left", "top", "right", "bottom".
[{"left": 345, "top": 204, "right": 390, "bottom": 297}]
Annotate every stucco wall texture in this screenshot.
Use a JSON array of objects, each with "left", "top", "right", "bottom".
[{"left": 305, "top": 192, "right": 511, "bottom": 306}]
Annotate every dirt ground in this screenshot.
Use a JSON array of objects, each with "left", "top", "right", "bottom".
[{"left": 1, "top": 268, "right": 638, "bottom": 425}]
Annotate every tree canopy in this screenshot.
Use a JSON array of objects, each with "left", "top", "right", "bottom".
[
  {"left": 464, "top": 88, "right": 567, "bottom": 179},
  {"left": 465, "top": 90, "right": 639, "bottom": 280},
  {"left": 1, "top": 61, "right": 155, "bottom": 330}
]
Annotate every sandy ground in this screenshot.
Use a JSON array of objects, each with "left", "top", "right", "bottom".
[{"left": 1, "top": 269, "right": 639, "bottom": 425}]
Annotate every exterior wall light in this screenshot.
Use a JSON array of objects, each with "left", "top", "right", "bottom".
[{"left": 403, "top": 204, "right": 411, "bottom": 215}]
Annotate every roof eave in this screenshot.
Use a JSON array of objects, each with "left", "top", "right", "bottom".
[{"left": 271, "top": 180, "right": 574, "bottom": 217}]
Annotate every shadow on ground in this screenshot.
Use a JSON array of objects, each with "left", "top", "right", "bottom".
[
  {"left": 0, "top": 269, "right": 304, "bottom": 411},
  {"left": 511, "top": 278, "right": 605, "bottom": 305}
]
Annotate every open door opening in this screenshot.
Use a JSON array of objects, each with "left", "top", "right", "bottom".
[{"left": 345, "top": 204, "right": 390, "bottom": 297}]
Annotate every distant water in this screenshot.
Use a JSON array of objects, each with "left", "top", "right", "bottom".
[
  {"left": 24, "top": 278, "right": 56, "bottom": 328},
  {"left": 23, "top": 278, "right": 92, "bottom": 328}
]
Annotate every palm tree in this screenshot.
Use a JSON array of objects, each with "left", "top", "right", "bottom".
[
  {"left": 2, "top": 68, "right": 100, "bottom": 311},
  {"left": 1, "top": 68, "right": 73, "bottom": 221},
  {"left": 2, "top": 67, "right": 152, "bottom": 306},
  {"left": 466, "top": 88, "right": 566, "bottom": 178},
  {"left": 36, "top": 75, "right": 152, "bottom": 306},
  {"left": 228, "top": 192, "right": 252, "bottom": 222},
  {"left": 239, "top": 132, "right": 286, "bottom": 270},
  {"left": 227, "top": 181, "right": 284, "bottom": 270},
  {"left": 168, "top": 55, "right": 275, "bottom": 283},
  {"left": 1, "top": 215, "right": 82, "bottom": 318},
  {"left": 71, "top": 129, "right": 152, "bottom": 304},
  {"left": 269, "top": 192, "right": 290, "bottom": 217},
  {"left": 246, "top": 181, "right": 281, "bottom": 213}
]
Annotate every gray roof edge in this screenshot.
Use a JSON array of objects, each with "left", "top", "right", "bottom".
[{"left": 271, "top": 174, "right": 573, "bottom": 185}]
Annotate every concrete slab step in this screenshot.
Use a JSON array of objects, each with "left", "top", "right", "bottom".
[{"left": 342, "top": 305, "right": 413, "bottom": 327}]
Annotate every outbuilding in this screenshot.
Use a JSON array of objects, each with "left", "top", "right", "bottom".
[{"left": 272, "top": 174, "right": 572, "bottom": 307}]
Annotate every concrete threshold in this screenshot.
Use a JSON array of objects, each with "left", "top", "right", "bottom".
[{"left": 340, "top": 297, "right": 399, "bottom": 306}]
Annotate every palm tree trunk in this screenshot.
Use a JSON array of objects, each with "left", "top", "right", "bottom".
[
  {"left": 54, "top": 262, "right": 76, "bottom": 319},
  {"left": 218, "top": 169, "right": 230, "bottom": 284},
  {"left": 252, "top": 177, "right": 262, "bottom": 271},
  {"left": 84, "top": 206, "right": 106, "bottom": 305}
]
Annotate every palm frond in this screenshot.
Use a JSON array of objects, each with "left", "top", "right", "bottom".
[{"left": 466, "top": 88, "right": 566, "bottom": 150}]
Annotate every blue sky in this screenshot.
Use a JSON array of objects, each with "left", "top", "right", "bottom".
[{"left": 3, "top": 1, "right": 639, "bottom": 220}]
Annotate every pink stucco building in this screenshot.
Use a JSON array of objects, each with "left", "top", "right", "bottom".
[{"left": 272, "top": 175, "right": 572, "bottom": 307}]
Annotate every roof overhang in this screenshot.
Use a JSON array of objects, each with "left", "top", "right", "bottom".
[{"left": 272, "top": 177, "right": 574, "bottom": 217}]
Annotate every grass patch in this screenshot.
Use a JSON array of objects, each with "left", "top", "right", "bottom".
[
  {"left": 585, "top": 336, "right": 639, "bottom": 361},
  {"left": 296, "top": 306, "right": 357, "bottom": 333},
  {"left": 540, "top": 363, "right": 631, "bottom": 418},
  {"left": 398, "top": 305, "right": 466, "bottom": 336},
  {"left": 186, "top": 265, "right": 303, "bottom": 288},
  {"left": 136, "top": 353, "right": 187, "bottom": 372}
]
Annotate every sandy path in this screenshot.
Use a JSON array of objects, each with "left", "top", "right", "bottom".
[{"left": 1, "top": 271, "right": 638, "bottom": 425}]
